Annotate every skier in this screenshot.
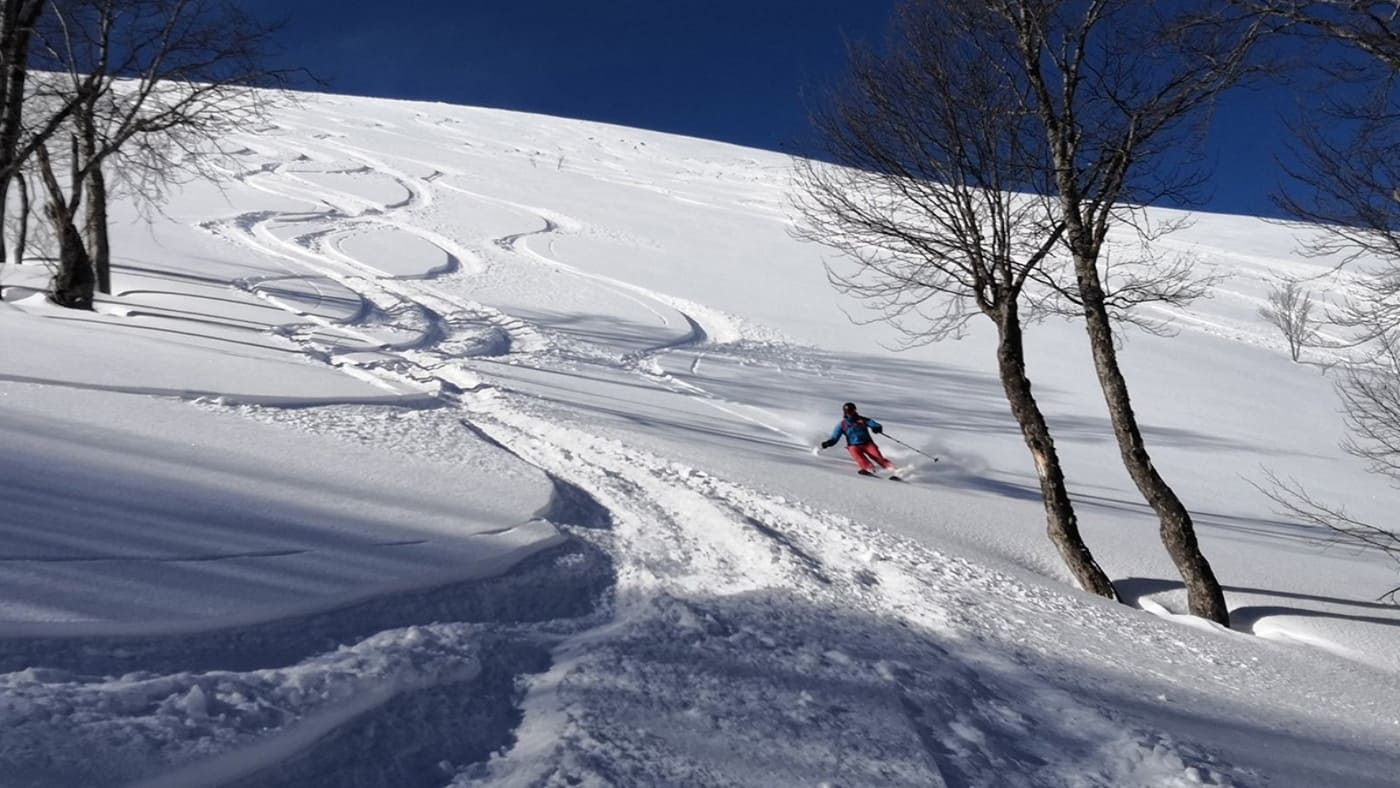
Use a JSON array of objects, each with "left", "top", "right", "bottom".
[{"left": 820, "top": 402, "right": 898, "bottom": 478}]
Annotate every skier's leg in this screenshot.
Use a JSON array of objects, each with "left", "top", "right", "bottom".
[
  {"left": 846, "top": 445, "right": 873, "bottom": 472},
  {"left": 866, "top": 442, "right": 895, "bottom": 469}
]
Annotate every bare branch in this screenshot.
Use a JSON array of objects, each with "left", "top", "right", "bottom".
[
  {"left": 1233, "top": 1, "right": 1400, "bottom": 264},
  {"left": 1257, "top": 468, "right": 1400, "bottom": 603}
]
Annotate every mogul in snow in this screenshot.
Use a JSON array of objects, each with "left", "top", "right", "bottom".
[{"left": 820, "top": 402, "right": 899, "bottom": 479}]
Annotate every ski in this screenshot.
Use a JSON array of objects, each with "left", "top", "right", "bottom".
[{"left": 857, "top": 470, "right": 903, "bottom": 481}]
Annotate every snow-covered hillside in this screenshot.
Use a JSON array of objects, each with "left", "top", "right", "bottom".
[{"left": 1, "top": 91, "right": 1398, "bottom": 787}]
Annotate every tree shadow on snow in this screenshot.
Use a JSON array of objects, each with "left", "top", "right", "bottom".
[
  {"left": 1117, "top": 576, "right": 1400, "bottom": 633},
  {"left": 514, "top": 586, "right": 1400, "bottom": 788}
]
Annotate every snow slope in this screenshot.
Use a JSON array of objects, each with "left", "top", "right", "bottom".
[{"left": 0, "top": 91, "right": 1398, "bottom": 787}]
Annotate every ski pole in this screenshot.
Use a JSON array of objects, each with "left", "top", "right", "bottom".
[{"left": 882, "top": 433, "right": 939, "bottom": 462}]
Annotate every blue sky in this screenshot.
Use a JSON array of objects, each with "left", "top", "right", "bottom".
[{"left": 246, "top": 1, "right": 1291, "bottom": 219}]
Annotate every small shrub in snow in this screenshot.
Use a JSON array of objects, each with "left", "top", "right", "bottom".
[{"left": 1259, "top": 278, "right": 1318, "bottom": 362}]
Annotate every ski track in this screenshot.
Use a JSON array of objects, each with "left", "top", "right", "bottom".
[
  {"left": 243, "top": 116, "right": 1249, "bottom": 785},
  {"left": 1, "top": 113, "right": 1259, "bottom": 786},
  {"left": 451, "top": 390, "right": 1253, "bottom": 787},
  {"left": 425, "top": 163, "right": 808, "bottom": 441}
]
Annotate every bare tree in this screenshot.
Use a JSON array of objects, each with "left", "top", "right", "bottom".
[
  {"left": 0, "top": 1, "right": 41, "bottom": 265},
  {"left": 0, "top": 1, "right": 108, "bottom": 268},
  {"left": 1242, "top": 2, "right": 1400, "bottom": 597},
  {"left": 0, "top": 0, "right": 70, "bottom": 265},
  {"left": 792, "top": 2, "right": 1119, "bottom": 599},
  {"left": 1260, "top": 277, "right": 1318, "bottom": 361},
  {"left": 1329, "top": 333, "right": 1400, "bottom": 598},
  {"left": 997, "top": 0, "right": 1266, "bottom": 625},
  {"left": 797, "top": 2, "right": 1266, "bottom": 619},
  {"left": 31, "top": 0, "right": 296, "bottom": 308},
  {"left": 1241, "top": 1, "right": 1399, "bottom": 356},
  {"left": 1260, "top": 285, "right": 1400, "bottom": 602}
]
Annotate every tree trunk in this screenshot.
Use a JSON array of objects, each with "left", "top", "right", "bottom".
[
  {"left": 83, "top": 160, "right": 110, "bottom": 294},
  {"left": 0, "top": 1, "right": 45, "bottom": 265},
  {"left": 36, "top": 140, "right": 94, "bottom": 310},
  {"left": 0, "top": 174, "right": 8, "bottom": 263},
  {"left": 1072, "top": 256, "right": 1229, "bottom": 624},
  {"left": 14, "top": 169, "right": 26, "bottom": 263},
  {"left": 996, "top": 305, "right": 1119, "bottom": 600},
  {"left": 46, "top": 199, "right": 93, "bottom": 309}
]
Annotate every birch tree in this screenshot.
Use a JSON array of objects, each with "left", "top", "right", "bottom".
[
  {"left": 799, "top": 0, "right": 1264, "bottom": 624},
  {"left": 792, "top": 2, "right": 1121, "bottom": 600},
  {"left": 32, "top": 0, "right": 294, "bottom": 308},
  {"left": 1002, "top": 0, "right": 1263, "bottom": 625}
]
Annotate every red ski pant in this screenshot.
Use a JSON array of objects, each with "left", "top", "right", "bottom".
[{"left": 847, "top": 442, "right": 894, "bottom": 472}]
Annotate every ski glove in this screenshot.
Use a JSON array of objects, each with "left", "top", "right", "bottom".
[
  {"left": 872, "top": 425, "right": 883, "bottom": 434},
  {"left": 820, "top": 439, "right": 837, "bottom": 449}
]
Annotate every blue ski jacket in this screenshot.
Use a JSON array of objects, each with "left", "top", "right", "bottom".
[{"left": 829, "top": 416, "right": 881, "bottom": 446}]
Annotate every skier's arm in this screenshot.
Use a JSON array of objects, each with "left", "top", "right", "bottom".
[
  {"left": 867, "top": 418, "right": 883, "bottom": 434},
  {"left": 829, "top": 423, "right": 844, "bottom": 442}
]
